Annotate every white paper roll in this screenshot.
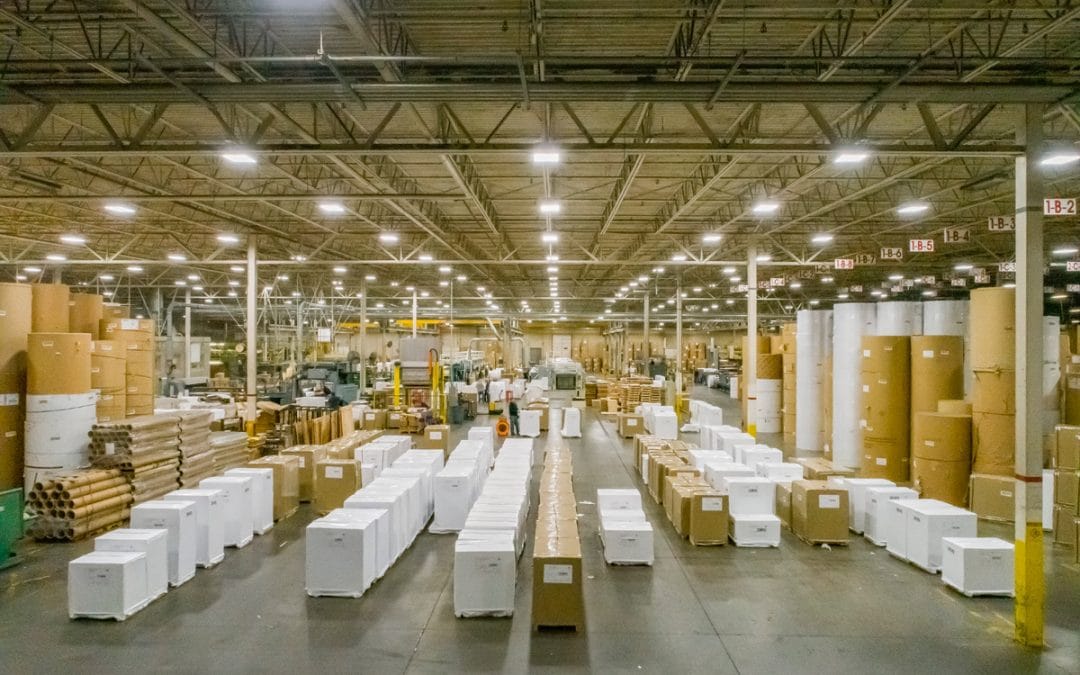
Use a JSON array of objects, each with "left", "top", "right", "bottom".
[
  {"left": 1044, "top": 316, "right": 1061, "bottom": 365},
  {"left": 24, "top": 395, "right": 97, "bottom": 492},
  {"left": 876, "top": 301, "right": 923, "bottom": 336},
  {"left": 795, "top": 309, "right": 832, "bottom": 452},
  {"left": 832, "top": 303, "right": 877, "bottom": 469},
  {"left": 755, "top": 381, "right": 783, "bottom": 433}
]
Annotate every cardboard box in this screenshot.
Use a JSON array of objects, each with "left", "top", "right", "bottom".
[
  {"left": 775, "top": 482, "right": 792, "bottom": 529},
  {"left": 1055, "top": 425, "right": 1080, "bottom": 469},
  {"left": 1054, "top": 469, "right": 1079, "bottom": 508},
  {"left": 314, "top": 459, "right": 362, "bottom": 515},
  {"left": 417, "top": 424, "right": 450, "bottom": 456},
  {"left": 362, "top": 409, "right": 387, "bottom": 431},
  {"left": 689, "top": 492, "right": 728, "bottom": 545},
  {"left": 528, "top": 403, "right": 550, "bottom": 431},
  {"left": 248, "top": 455, "right": 301, "bottom": 521},
  {"left": 531, "top": 552, "right": 584, "bottom": 630},
  {"left": 795, "top": 457, "right": 855, "bottom": 480},
  {"left": 668, "top": 483, "right": 697, "bottom": 536},
  {"left": 386, "top": 410, "right": 403, "bottom": 430},
  {"left": 791, "top": 480, "right": 849, "bottom": 544},
  {"left": 282, "top": 445, "right": 328, "bottom": 502},
  {"left": 1053, "top": 506, "right": 1076, "bottom": 545},
  {"left": 618, "top": 414, "right": 644, "bottom": 438},
  {"left": 968, "top": 474, "right": 1014, "bottom": 522}
]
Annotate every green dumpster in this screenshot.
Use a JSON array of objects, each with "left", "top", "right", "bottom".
[{"left": 0, "top": 488, "right": 23, "bottom": 570}]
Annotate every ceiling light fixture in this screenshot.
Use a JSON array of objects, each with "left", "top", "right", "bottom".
[
  {"left": 216, "top": 233, "right": 240, "bottom": 245},
  {"left": 1039, "top": 150, "right": 1080, "bottom": 167},
  {"left": 1052, "top": 246, "right": 1079, "bottom": 256},
  {"left": 126, "top": 265, "right": 143, "bottom": 273},
  {"left": 752, "top": 201, "right": 780, "bottom": 215},
  {"left": 538, "top": 200, "right": 562, "bottom": 215},
  {"left": 541, "top": 232, "right": 559, "bottom": 243},
  {"left": 896, "top": 202, "right": 930, "bottom": 215},
  {"left": 45, "top": 253, "right": 66, "bottom": 262},
  {"left": 702, "top": 234, "right": 722, "bottom": 244},
  {"left": 671, "top": 253, "right": 687, "bottom": 262},
  {"left": 333, "top": 266, "right": 347, "bottom": 274},
  {"left": 60, "top": 234, "right": 87, "bottom": 245},
  {"left": 221, "top": 151, "right": 257, "bottom": 165},
  {"left": 167, "top": 253, "right": 186, "bottom": 262},
  {"left": 378, "top": 232, "right": 399, "bottom": 244},
  {"left": 811, "top": 233, "right": 834, "bottom": 244},
  {"left": 318, "top": 202, "right": 346, "bottom": 215},
  {"left": 103, "top": 203, "right": 136, "bottom": 216},
  {"left": 24, "top": 266, "right": 42, "bottom": 273},
  {"left": 531, "top": 148, "right": 561, "bottom": 165},
  {"left": 834, "top": 151, "right": 869, "bottom": 165}
]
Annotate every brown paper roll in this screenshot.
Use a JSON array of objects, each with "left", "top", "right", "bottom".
[
  {"left": 69, "top": 293, "right": 104, "bottom": 338},
  {"left": 910, "top": 335, "right": 964, "bottom": 416},
  {"left": 31, "top": 283, "right": 71, "bottom": 332},
  {"left": 0, "top": 283, "right": 32, "bottom": 373},
  {"left": 91, "top": 340, "right": 126, "bottom": 391},
  {"left": 27, "top": 332, "right": 92, "bottom": 395},
  {"left": 757, "top": 353, "right": 783, "bottom": 380},
  {"left": 970, "top": 287, "right": 1014, "bottom": 370}
]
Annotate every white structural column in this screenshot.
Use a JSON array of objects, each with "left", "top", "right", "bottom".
[
  {"left": 411, "top": 290, "right": 418, "bottom": 339},
  {"left": 643, "top": 292, "right": 651, "bottom": 369},
  {"left": 747, "top": 244, "right": 759, "bottom": 434},
  {"left": 183, "top": 289, "right": 192, "bottom": 378},
  {"left": 245, "top": 236, "right": 257, "bottom": 423},
  {"left": 675, "top": 284, "right": 683, "bottom": 395},
  {"left": 1013, "top": 103, "right": 1044, "bottom": 647},
  {"left": 359, "top": 279, "right": 367, "bottom": 393}
]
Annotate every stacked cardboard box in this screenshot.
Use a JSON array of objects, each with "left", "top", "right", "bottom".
[
  {"left": 532, "top": 444, "right": 584, "bottom": 631},
  {"left": 859, "top": 336, "right": 911, "bottom": 482},
  {"left": 101, "top": 318, "right": 156, "bottom": 417},
  {"left": 1052, "top": 425, "right": 1079, "bottom": 546},
  {"left": 790, "top": 480, "right": 849, "bottom": 545},
  {"left": 969, "top": 288, "right": 1015, "bottom": 474}
]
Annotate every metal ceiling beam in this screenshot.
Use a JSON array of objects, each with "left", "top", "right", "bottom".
[{"left": 9, "top": 82, "right": 1074, "bottom": 105}]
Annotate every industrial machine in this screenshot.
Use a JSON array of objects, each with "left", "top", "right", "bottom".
[
  {"left": 0, "top": 488, "right": 23, "bottom": 570},
  {"left": 535, "top": 358, "right": 586, "bottom": 400},
  {"left": 394, "top": 337, "right": 448, "bottom": 421}
]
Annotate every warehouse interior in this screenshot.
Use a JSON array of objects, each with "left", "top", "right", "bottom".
[{"left": 1, "top": 2, "right": 1079, "bottom": 672}]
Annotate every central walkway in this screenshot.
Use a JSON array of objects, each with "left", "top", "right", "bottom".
[{"left": 1, "top": 389, "right": 1076, "bottom": 673}]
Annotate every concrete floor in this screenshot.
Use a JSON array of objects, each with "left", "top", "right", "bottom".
[{"left": 1, "top": 386, "right": 1078, "bottom": 673}]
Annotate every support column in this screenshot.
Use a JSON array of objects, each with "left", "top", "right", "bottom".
[
  {"left": 183, "top": 289, "right": 192, "bottom": 379},
  {"left": 412, "top": 290, "right": 418, "bottom": 338},
  {"left": 1014, "top": 103, "right": 1045, "bottom": 648},
  {"left": 245, "top": 237, "right": 257, "bottom": 425},
  {"left": 359, "top": 279, "right": 368, "bottom": 393},
  {"left": 675, "top": 284, "right": 683, "bottom": 398},
  {"left": 502, "top": 315, "right": 512, "bottom": 372},
  {"left": 747, "top": 244, "right": 758, "bottom": 435},
  {"left": 643, "top": 293, "right": 651, "bottom": 374}
]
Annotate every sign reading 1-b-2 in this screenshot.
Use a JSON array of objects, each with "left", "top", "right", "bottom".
[{"left": 1044, "top": 198, "right": 1076, "bottom": 216}]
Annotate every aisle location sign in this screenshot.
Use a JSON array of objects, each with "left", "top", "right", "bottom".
[
  {"left": 909, "top": 238, "right": 935, "bottom": 253},
  {"left": 834, "top": 258, "right": 855, "bottom": 270},
  {"left": 988, "top": 215, "right": 1015, "bottom": 231},
  {"left": 1044, "top": 198, "right": 1076, "bottom": 216},
  {"left": 880, "top": 247, "right": 903, "bottom": 260},
  {"left": 943, "top": 227, "right": 971, "bottom": 244},
  {"left": 1067, "top": 261, "right": 1080, "bottom": 272}
]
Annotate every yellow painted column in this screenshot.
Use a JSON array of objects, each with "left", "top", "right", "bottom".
[{"left": 1013, "top": 103, "right": 1044, "bottom": 648}]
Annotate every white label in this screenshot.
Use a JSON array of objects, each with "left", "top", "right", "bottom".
[
  {"left": 861, "top": 385, "right": 869, "bottom": 393},
  {"left": 1043, "top": 198, "right": 1076, "bottom": 216},
  {"left": 429, "top": 431, "right": 442, "bottom": 440},
  {"left": 0, "top": 393, "right": 17, "bottom": 406},
  {"left": 325, "top": 466, "right": 343, "bottom": 479},
  {"left": 988, "top": 215, "right": 1015, "bottom": 231},
  {"left": 862, "top": 349, "right": 870, "bottom": 357},
  {"left": 998, "top": 262, "right": 1016, "bottom": 273},
  {"left": 120, "top": 319, "right": 139, "bottom": 330},
  {"left": 701, "top": 497, "right": 724, "bottom": 511},
  {"left": 922, "top": 350, "right": 934, "bottom": 359},
  {"left": 819, "top": 494, "right": 841, "bottom": 509},
  {"left": 834, "top": 258, "right": 855, "bottom": 270},
  {"left": 943, "top": 227, "right": 971, "bottom": 244},
  {"left": 876, "top": 457, "right": 887, "bottom": 466},
  {"left": 316, "top": 327, "right": 332, "bottom": 343},
  {"left": 1067, "top": 261, "right": 1080, "bottom": 273},
  {"left": 951, "top": 278, "right": 967, "bottom": 287},
  {"left": 41, "top": 340, "right": 54, "bottom": 348},
  {"left": 924, "top": 440, "right": 936, "bottom": 447},
  {"left": 105, "top": 442, "right": 115, "bottom": 456},
  {"left": 297, "top": 457, "right": 305, "bottom": 468},
  {"left": 543, "top": 564, "right": 573, "bottom": 584},
  {"left": 1000, "top": 490, "right": 1013, "bottom": 498},
  {"left": 880, "top": 247, "right": 904, "bottom": 261},
  {"left": 4, "top": 431, "right": 15, "bottom": 438},
  {"left": 627, "top": 419, "right": 637, "bottom": 426}
]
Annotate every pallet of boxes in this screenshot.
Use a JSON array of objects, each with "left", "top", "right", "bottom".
[
  {"left": 100, "top": 318, "right": 156, "bottom": 418},
  {"left": 1053, "top": 425, "right": 1080, "bottom": 550},
  {"left": 532, "top": 444, "right": 585, "bottom": 632}
]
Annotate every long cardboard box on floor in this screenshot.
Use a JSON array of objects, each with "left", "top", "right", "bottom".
[{"left": 532, "top": 444, "right": 585, "bottom": 632}]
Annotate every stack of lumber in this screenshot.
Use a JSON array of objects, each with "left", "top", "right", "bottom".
[
  {"left": 211, "top": 431, "right": 251, "bottom": 471},
  {"left": 90, "top": 415, "right": 182, "bottom": 504},
  {"left": 169, "top": 410, "right": 215, "bottom": 487},
  {"left": 25, "top": 469, "right": 132, "bottom": 541}
]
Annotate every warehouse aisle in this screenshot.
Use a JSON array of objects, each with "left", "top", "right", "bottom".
[{"left": 1, "top": 396, "right": 1078, "bottom": 673}]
